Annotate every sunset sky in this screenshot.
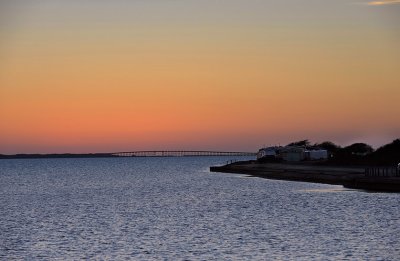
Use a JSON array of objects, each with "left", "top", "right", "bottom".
[{"left": 1, "top": 0, "right": 399, "bottom": 154}]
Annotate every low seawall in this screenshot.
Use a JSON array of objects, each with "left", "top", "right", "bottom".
[{"left": 210, "top": 162, "right": 400, "bottom": 192}]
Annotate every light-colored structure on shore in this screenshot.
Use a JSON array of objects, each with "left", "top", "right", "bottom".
[
  {"left": 257, "top": 146, "right": 328, "bottom": 162},
  {"left": 257, "top": 146, "right": 279, "bottom": 160},
  {"left": 305, "top": 150, "right": 328, "bottom": 160},
  {"left": 280, "top": 146, "right": 306, "bottom": 162}
]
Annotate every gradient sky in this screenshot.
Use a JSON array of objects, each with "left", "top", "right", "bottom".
[{"left": 1, "top": 0, "right": 399, "bottom": 153}]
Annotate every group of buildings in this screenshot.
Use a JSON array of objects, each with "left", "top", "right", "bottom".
[{"left": 257, "top": 146, "right": 328, "bottom": 162}]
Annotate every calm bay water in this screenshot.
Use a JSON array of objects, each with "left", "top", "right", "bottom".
[{"left": 1, "top": 157, "right": 399, "bottom": 260}]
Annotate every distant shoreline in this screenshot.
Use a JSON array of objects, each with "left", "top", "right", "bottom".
[
  {"left": 0, "top": 153, "right": 253, "bottom": 159},
  {"left": 0, "top": 153, "right": 119, "bottom": 159}
]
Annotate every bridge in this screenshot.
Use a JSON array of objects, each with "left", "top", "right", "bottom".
[{"left": 112, "top": 151, "right": 256, "bottom": 157}]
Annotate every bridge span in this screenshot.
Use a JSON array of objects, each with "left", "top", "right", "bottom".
[{"left": 112, "top": 151, "right": 256, "bottom": 157}]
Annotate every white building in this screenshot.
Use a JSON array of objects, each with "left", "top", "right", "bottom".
[
  {"left": 257, "top": 146, "right": 329, "bottom": 162},
  {"left": 305, "top": 150, "right": 328, "bottom": 160},
  {"left": 257, "top": 147, "right": 279, "bottom": 160},
  {"left": 279, "top": 146, "right": 306, "bottom": 162}
]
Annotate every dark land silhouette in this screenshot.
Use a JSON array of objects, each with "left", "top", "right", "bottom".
[
  {"left": 259, "top": 139, "right": 399, "bottom": 166},
  {"left": 210, "top": 139, "right": 400, "bottom": 192},
  {"left": 0, "top": 153, "right": 117, "bottom": 159},
  {"left": 315, "top": 139, "right": 399, "bottom": 166}
]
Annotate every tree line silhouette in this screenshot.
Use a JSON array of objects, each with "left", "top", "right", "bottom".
[{"left": 287, "top": 139, "right": 400, "bottom": 166}]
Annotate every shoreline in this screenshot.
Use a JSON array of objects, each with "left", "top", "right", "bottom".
[
  {"left": 0, "top": 153, "right": 118, "bottom": 159},
  {"left": 210, "top": 161, "right": 400, "bottom": 192}
]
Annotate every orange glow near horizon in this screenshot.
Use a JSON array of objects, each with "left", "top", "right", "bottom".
[{"left": 1, "top": 1, "right": 399, "bottom": 153}]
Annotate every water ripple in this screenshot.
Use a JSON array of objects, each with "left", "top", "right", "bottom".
[{"left": 1, "top": 157, "right": 399, "bottom": 260}]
